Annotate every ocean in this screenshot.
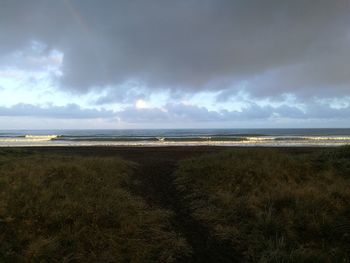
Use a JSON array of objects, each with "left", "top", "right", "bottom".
[{"left": 0, "top": 128, "right": 350, "bottom": 147}]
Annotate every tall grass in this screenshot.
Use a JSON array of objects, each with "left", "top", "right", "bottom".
[
  {"left": 1, "top": 147, "right": 349, "bottom": 262},
  {"left": 175, "top": 147, "right": 350, "bottom": 262},
  {"left": 0, "top": 154, "right": 189, "bottom": 262}
]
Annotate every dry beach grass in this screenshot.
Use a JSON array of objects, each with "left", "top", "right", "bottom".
[{"left": 0, "top": 146, "right": 349, "bottom": 262}]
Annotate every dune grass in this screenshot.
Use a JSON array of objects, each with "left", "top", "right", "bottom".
[
  {"left": 0, "top": 152, "right": 189, "bottom": 262},
  {"left": 1, "top": 147, "right": 349, "bottom": 262},
  {"left": 175, "top": 147, "right": 350, "bottom": 262}
]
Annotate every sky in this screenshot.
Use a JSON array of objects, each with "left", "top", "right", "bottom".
[{"left": 0, "top": 0, "right": 350, "bottom": 129}]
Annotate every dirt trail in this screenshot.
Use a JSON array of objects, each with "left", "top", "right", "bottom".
[{"left": 125, "top": 148, "right": 241, "bottom": 262}]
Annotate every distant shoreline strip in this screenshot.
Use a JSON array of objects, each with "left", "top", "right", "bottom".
[{"left": 0, "top": 140, "right": 349, "bottom": 147}]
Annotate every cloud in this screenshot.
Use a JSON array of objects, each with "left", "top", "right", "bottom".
[
  {"left": 116, "top": 102, "right": 350, "bottom": 123},
  {"left": 94, "top": 84, "right": 149, "bottom": 104},
  {"left": 1, "top": 101, "right": 349, "bottom": 127},
  {"left": 0, "top": 103, "right": 116, "bottom": 119},
  {"left": 1, "top": 0, "right": 350, "bottom": 100}
]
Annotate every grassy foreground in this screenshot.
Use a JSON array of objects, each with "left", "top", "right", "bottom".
[
  {"left": 0, "top": 147, "right": 349, "bottom": 262},
  {"left": 175, "top": 147, "right": 350, "bottom": 262},
  {"left": 0, "top": 151, "right": 189, "bottom": 262}
]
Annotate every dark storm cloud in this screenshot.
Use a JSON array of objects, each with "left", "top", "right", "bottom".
[{"left": 1, "top": 0, "right": 350, "bottom": 99}]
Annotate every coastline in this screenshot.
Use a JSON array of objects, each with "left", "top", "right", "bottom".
[
  {"left": 0, "top": 140, "right": 349, "bottom": 147},
  {"left": 1, "top": 128, "right": 350, "bottom": 148}
]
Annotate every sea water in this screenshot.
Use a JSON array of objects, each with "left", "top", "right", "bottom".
[{"left": 0, "top": 129, "right": 350, "bottom": 147}]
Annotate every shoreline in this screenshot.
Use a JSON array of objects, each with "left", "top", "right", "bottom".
[{"left": 0, "top": 141, "right": 349, "bottom": 147}]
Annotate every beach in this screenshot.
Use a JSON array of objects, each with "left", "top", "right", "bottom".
[{"left": 3, "top": 1, "right": 350, "bottom": 261}]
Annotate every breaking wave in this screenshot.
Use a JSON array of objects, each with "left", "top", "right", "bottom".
[
  {"left": 24, "top": 135, "right": 59, "bottom": 140},
  {"left": 0, "top": 129, "right": 350, "bottom": 147},
  {"left": 0, "top": 135, "right": 59, "bottom": 142}
]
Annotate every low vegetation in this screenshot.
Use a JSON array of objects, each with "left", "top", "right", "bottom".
[
  {"left": 0, "top": 152, "right": 189, "bottom": 262},
  {"left": 1, "top": 147, "right": 349, "bottom": 262},
  {"left": 175, "top": 147, "right": 350, "bottom": 262}
]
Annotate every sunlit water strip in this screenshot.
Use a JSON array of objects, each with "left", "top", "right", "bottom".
[{"left": 1, "top": 129, "right": 350, "bottom": 147}]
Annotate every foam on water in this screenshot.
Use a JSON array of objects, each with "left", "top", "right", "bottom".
[
  {"left": 0, "top": 129, "right": 350, "bottom": 147},
  {"left": 0, "top": 135, "right": 58, "bottom": 142}
]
